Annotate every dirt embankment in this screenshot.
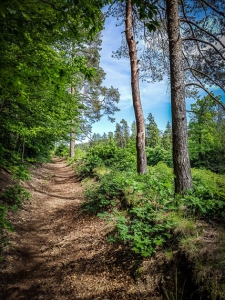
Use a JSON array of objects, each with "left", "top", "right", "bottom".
[{"left": 0, "top": 158, "right": 167, "bottom": 300}]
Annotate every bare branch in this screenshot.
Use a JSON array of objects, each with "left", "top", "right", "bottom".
[
  {"left": 182, "top": 37, "right": 225, "bottom": 60},
  {"left": 185, "top": 82, "right": 225, "bottom": 111},
  {"left": 199, "top": 0, "right": 225, "bottom": 17},
  {"left": 79, "top": 92, "right": 106, "bottom": 104},
  {"left": 182, "top": 50, "right": 225, "bottom": 111},
  {"left": 180, "top": 18, "right": 225, "bottom": 49},
  {"left": 184, "top": 67, "right": 225, "bottom": 93},
  {"left": 78, "top": 125, "right": 93, "bottom": 142},
  {"left": 180, "top": 1, "right": 211, "bottom": 65}
]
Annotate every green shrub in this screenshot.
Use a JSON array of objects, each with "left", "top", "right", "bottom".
[
  {"left": 87, "top": 142, "right": 136, "bottom": 171},
  {"left": 181, "top": 169, "right": 225, "bottom": 217},
  {"left": 1, "top": 184, "right": 30, "bottom": 210},
  {"left": 79, "top": 142, "right": 225, "bottom": 260},
  {"left": 67, "top": 148, "right": 86, "bottom": 165},
  {"left": 12, "top": 165, "right": 31, "bottom": 181},
  {"left": 0, "top": 184, "right": 30, "bottom": 257},
  {"left": 82, "top": 171, "right": 126, "bottom": 213},
  {"left": 0, "top": 203, "right": 14, "bottom": 255},
  {"left": 146, "top": 146, "right": 173, "bottom": 167},
  {"left": 76, "top": 155, "right": 103, "bottom": 178},
  {"left": 54, "top": 143, "right": 69, "bottom": 157},
  {"left": 100, "top": 204, "right": 174, "bottom": 257}
]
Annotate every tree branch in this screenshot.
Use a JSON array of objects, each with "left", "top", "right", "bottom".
[
  {"left": 180, "top": 18, "right": 225, "bottom": 49},
  {"left": 79, "top": 91, "right": 106, "bottom": 104},
  {"left": 180, "top": 1, "right": 212, "bottom": 66},
  {"left": 199, "top": 0, "right": 225, "bottom": 17},
  {"left": 185, "top": 82, "right": 225, "bottom": 111},
  {"left": 182, "top": 37, "right": 225, "bottom": 60},
  {"left": 184, "top": 67, "right": 225, "bottom": 93}
]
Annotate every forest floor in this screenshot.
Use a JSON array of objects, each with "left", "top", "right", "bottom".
[{"left": 0, "top": 158, "right": 165, "bottom": 300}]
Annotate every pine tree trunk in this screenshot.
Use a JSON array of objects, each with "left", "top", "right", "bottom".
[
  {"left": 125, "top": 0, "right": 147, "bottom": 174},
  {"left": 166, "top": 0, "right": 192, "bottom": 194},
  {"left": 70, "top": 86, "right": 75, "bottom": 158}
]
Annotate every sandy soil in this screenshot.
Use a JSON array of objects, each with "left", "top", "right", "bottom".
[{"left": 0, "top": 158, "right": 162, "bottom": 300}]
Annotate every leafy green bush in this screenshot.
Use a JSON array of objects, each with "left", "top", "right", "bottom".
[
  {"left": 12, "top": 165, "right": 31, "bottom": 181},
  {"left": 87, "top": 142, "right": 136, "bottom": 171},
  {"left": 79, "top": 141, "right": 225, "bottom": 260},
  {"left": 88, "top": 141, "right": 117, "bottom": 162},
  {"left": 0, "top": 203, "right": 14, "bottom": 255},
  {"left": 179, "top": 169, "right": 225, "bottom": 217},
  {"left": 146, "top": 146, "right": 173, "bottom": 167},
  {"left": 76, "top": 155, "right": 103, "bottom": 178},
  {"left": 82, "top": 171, "right": 126, "bottom": 213},
  {"left": 100, "top": 204, "right": 174, "bottom": 257},
  {"left": 0, "top": 184, "right": 30, "bottom": 257},
  {"left": 74, "top": 142, "right": 136, "bottom": 177},
  {"left": 54, "top": 143, "right": 69, "bottom": 157},
  {"left": 1, "top": 184, "right": 30, "bottom": 210},
  {"left": 67, "top": 148, "right": 86, "bottom": 165}
]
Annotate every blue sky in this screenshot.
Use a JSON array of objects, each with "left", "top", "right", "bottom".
[{"left": 91, "top": 16, "right": 225, "bottom": 136}]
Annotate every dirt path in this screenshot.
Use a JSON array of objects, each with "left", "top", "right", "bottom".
[{"left": 0, "top": 158, "right": 162, "bottom": 300}]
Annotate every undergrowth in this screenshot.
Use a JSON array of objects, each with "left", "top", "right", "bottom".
[
  {"left": 0, "top": 170, "right": 31, "bottom": 258},
  {"left": 70, "top": 143, "right": 225, "bottom": 299}
]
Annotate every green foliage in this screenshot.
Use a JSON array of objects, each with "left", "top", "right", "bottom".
[
  {"left": 0, "top": 0, "right": 106, "bottom": 173},
  {"left": 133, "top": 0, "right": 159, "bottom": 31},
  {"left": 74, "top": 133, "right": 225, "bottom": 260},
  {"left": 180, "top": 169, "right": 225, "bottom": 217},
  {"left": 145, "top": 112, "right": 161, "bottom": 148},
  {"left": 188, "top": 95, "right": 225, "bottom": 173},
  {"left": 82, "top": 171, "right": 126, "bottom": 213},
  {"left": 1, "top": 184, "right": 30, "bottom": 210},
  {"left": 0, "top": 203, "right": 14, "bottom": 255},
  {"left": 82, "top": 163, "right": 176, "bottom": 256},
  {"left": 162, "top": 121, "right": 172, "bottom": 151},
  {"left": 75, "top": 141, "right": 136, "bottom": 177},
  {"left": 77, "top": 155, "right": 103, "bottom": 178},
  {"left": 114, "top": 119, "right": 130, "bottom": 148},
  {"left": 54, "top": 143, "right": 69, "bottom": 157},
  {"left": 0, "top": 183, "right": 30, "bottom": 256},
  {"left": 146, "top": 146, "right": 173, "bottom": 167},
  {"left": 67, "top": 148, "right": 86, "bottom": 165},
  {"left": 100, "top": 204, "right": 174, "bottom": 257},
  {"left": 11, "top": 165, "right": 31, "bottom": 181}
]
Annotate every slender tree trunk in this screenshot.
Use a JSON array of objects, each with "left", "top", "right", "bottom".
[
  {"left": 21, "top": 140, "right": 25, "bottom": 164},
  {"left": 70, "top": 86, "right": 75, "bottom": 158},
  {"left": 125, "top": 0, "right": 147, "bottom": 174},
  {"left": 166, "top": 0, "right": 192, "bottom": 194},
  {"left": 198, "top": 134, "right": 203, "bottom": 162}
]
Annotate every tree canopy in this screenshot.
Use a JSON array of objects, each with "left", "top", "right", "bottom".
[{"left": 0, "top": 0, "right": 116, "bottom": 168}]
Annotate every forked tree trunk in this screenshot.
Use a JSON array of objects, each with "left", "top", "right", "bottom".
[
  {"left": 70, "top": 86, "right": 75, "bottom": 158},
  {"left": 125, "top": 0, "right": 147, "bottom": 174},
  {"left": 166, "top": 0, "right": 192, "bottom": 194}
]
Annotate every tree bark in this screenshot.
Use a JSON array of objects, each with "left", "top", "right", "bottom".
[
  {"left": 70, "top": 86, "right": 75, "bottom": 158},
  {"left": 166, "top": 0, "right": 192, "bottom": 194},
  {"left": 21, "top": 140, "right": 25, "bottom": 164},
  {"left": 125, "top": 0, "right": 147, "bottom": 174}
]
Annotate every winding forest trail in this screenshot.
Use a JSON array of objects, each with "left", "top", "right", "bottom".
[{"left": 0, "top": 158, "right": 161, "bottom": 300}]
